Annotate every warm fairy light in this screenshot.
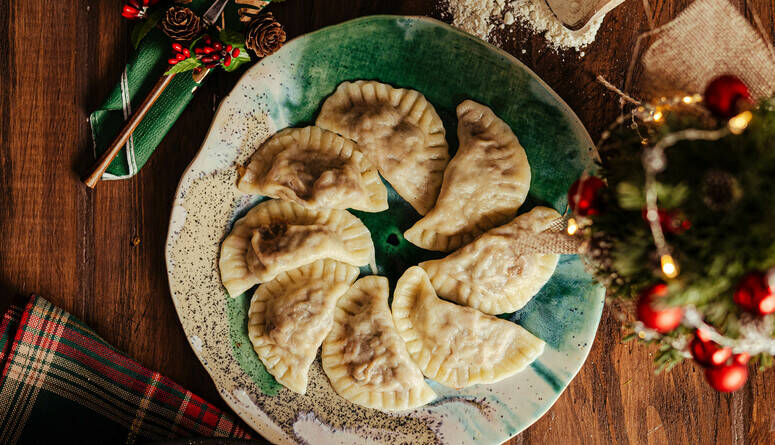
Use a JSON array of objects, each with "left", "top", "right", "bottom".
[
  {"left": 682, "top": 96, "right": 693, "bottom": 104},
  {"left": 567, "top": 217, "right": 578, "bottom": 235},
  {"left": 661, "top": 254, "right": 679, "bottom": 278},
  {"left": 728, "top": 111, "right": 753, "bottom": 135},
  {"left": 652, "top": 110, "right": 664, "bottom": 122}
]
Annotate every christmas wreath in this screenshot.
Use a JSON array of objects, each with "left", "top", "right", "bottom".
[{"left": 569, "top": 75, "right": 775, "bottom": 392}]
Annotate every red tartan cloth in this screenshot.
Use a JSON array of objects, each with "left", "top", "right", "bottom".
[{"left": 0, "top": 296, "right": 253, "bottom": 444}]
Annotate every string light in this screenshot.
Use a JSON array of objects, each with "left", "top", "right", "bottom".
[
  {"left": 567, "top": 217, "right": 578, "bottom": 235},
  {"left": 728, "top": 110, "right": 753, "bottom": 134},
  {"left": 652, "top": 109, "right": 664, "bottom": 122},
  {"left": 661, "top": 254, "right": 679, "bottom": 278}
]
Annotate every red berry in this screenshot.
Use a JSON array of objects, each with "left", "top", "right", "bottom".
[
  {"left": 201, "top": 57, "right": 213, "bottom": 64},
  {"left": 232, "top": 48, "right": 240, "bottom": 58},
  {"left": 194, "top": 47, "right": 204, "bottom": 55},
  {"left": 183, "top": 48, "right": 190, "bottom": 57},
  {"left": 226, "top": 44, "right": 233, "bottom": 52},
  {"left": 568, "top": 176, "right": 605, "bottom": 216},
  {"left": 172, "top": 43, "right": 183, "bottom": 53},
  {"left": 734, "top": 272, "right": 775, "bottom": 315},
  {"left": 168, "top": 58, "right": 179, "bottom": 65},
  {"left": 690, "top": 330, "right": 731, "bottom": 367},
  {"left": 205, "top": 63, "right": 217, "bottom": 69},
  {"left": 203, "top": 35, "right": 212, "bottom": 44},
  {"left": 224, "top": 55, "right": 232, "bottom": 67},
  {"left": 175, "top": 53, "right": 186, "bottom": 61},
  {"left": 122, "top": 5, "right": 140, "bottom": 16},
  {"left": 636, "top": 284, "right": 683, "bottom": 333},
  {"left": 211, "top": 54, "right": 220, "bottom": 61},
  {"left": 704, "top": 75, "right": 753, "bottom": 118},
  {"left": 705, "top": 362, "right": 748, "bottom": 392},
  {"left": 213, "top": 42, "right": 223, "bottom": 51},
  {"left": 203, "top": 47, "right": 215, "bottom": 54}
]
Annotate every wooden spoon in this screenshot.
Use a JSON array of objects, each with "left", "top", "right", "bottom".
[{"left": 544, "top": 0, "right": 620, "bottom": 30}]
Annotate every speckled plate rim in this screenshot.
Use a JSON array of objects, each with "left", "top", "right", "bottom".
[{"left": 165, "top": 15, "right": 604, "bottom": 444}]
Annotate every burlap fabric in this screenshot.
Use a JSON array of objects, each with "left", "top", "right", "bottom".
[{"left": 639, "top": 0, "right": 775, "bottom": 98}]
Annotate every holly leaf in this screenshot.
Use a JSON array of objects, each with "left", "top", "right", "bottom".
[
  {"left": 219, "top": 29, "right": 246, "bottom": 46},
  {"left": 164, "top": 57, "right": 204, "bottom": 75},
  {"left": 130, "top": 8, "right": 163, "bottom": 49},
  {"left": 188, "top": 35, "right": 205, "bottom": 51},
  {"left": 223, "top": 45, "right": 251, "bottom": 72}
]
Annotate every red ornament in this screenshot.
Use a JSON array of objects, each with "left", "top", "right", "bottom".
[
  {"left": 703, "top": 75, "right": 753, "bottom": 118},
  {"left": 121, "top": 0, "right": 160, "bottom": 20},
  {"left": 636, "top": 284, "right": 684, "bottom": 333},
  {"left": 568, "top": 176, "right": 605, "bottom": 216},
  {"left": 641, "top": 208, "right": 691, "bottom": 234},
  {"left": 705, "top": 362, "right": 748, "bottom": 392},
  {"left": 690, "top": 329, "right": 732, "bottom": 367},
  {"left": 734, "top": 352, "right": 750, "bottom": 365},
  {"left": 734, "top": 272, "right": 775, "bottom": 316}
]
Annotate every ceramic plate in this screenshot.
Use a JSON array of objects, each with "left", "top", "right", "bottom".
[{"left": 165, "top": 15, "right": 604, "bottom": 445}]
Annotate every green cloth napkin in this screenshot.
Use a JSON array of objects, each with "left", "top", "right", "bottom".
[{"left": 89, "top": 1, "right": 263, "bottom": 179}]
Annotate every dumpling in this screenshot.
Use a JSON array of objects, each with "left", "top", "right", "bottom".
[
  {"left": 322, "top": 276, "right": 436, "bottom": 410},
  {"left": 404, "top": 100, "right": 531, "bottom": 251},
  {"left": 316, "top": 81, "right": 449, "bottom": 215},
  {"left": 248, "top": 259, "right": 360, "bottom": 394},
  {"left": 420, "top": 206, "right": 561, "bottom": 315},
  {"left": 236, "top": 126, "right": 388, "bottom": 212},
  {"left": 392, "top": 267, "right": 545, "bottom": 389},
  {"left": 219, "top": 199, "right": 373, "bottom": 297}
]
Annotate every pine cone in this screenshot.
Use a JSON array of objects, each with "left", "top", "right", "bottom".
[
  {"left": 701, "top": 170, "right": 742, "bottom": 211},
  {"left": 245, "top": 12, "right": 286, "bottom": 58},
  {"left": 161, "top": 6, "right": 203, "bottom": 42}
]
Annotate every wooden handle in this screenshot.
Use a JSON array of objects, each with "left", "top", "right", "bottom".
[{"left": 83, "top": 73, "right": 176, "bottom": 188}]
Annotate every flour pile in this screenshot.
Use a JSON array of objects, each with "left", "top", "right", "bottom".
[{"left": 445, "top": 0, "right": 613, "bottom": 52}]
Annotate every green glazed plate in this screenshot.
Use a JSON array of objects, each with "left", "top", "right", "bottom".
[{"left": 166, "top": 15, "right": 604, "bottom": 445}]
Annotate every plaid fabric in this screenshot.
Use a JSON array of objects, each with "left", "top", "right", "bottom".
[
  {"left": 0, "top": 296, "right": 252, "bottom": 444},
  {"left": 89, "top": 0, "right": 268, "bottom": 179}
]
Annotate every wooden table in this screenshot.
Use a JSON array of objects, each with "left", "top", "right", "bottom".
[{"left": 1, "top": 1, "right": 773, "bottom": 443}]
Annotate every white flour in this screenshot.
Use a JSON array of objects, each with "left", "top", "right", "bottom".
[{"left": 445, "top": 0, "right": 616, "bottom": 52}]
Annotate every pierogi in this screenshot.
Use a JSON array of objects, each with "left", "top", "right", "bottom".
[
  {"left": 219, "top": 199, "right": 373, "bottom": 297},
  {"left": 392, "top": 267, "right": 545, "bottom": 389},
  {"left": 420, "top": 206, "right": 561, "bottom": 314},
  {"left": 322, "top": 276, "right": 436, "bottom": 410},
  {"left": 237, "top": 126, "right": 388, "bottom": 212},
  {"left": 404, "top": 100, "right": 531, "bottom": 251},
  {"left": 316, "top": 81, "right": 449, "bottom": 215}
]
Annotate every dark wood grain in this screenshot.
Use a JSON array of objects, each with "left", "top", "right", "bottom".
[{"left": 1, "top": 1, "right": 773, "bottom": 444}]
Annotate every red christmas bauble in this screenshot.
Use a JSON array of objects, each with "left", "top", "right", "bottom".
[
  {"left": 568, "top": 176, "right": 605, "bottom": 216},
  {"left": 705, "top": 362, "right": 748, "bottom": 392},
  {"left": 734, "top": 272, "right": 775, "bottom": 316},
  {"left": 703, "top": 75, "right": 753, "bottom": 118},
  {"left": 637, "top": 284, "right": 683, "bottom": 333},
  {"left": 690, "top": 330, "right": 732, "bottom": 367},
  {"left": 641, "top": 208, "right": 691, "bottom": 234}
]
